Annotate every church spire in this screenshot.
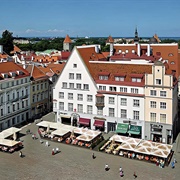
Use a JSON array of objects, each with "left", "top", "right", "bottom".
[{"left": 134, "top": 27, "right": 139, "bottom": 44}]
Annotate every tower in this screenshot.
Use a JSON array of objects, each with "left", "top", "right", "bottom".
[
  {"left": 63, "top": 35, "right": 72, "bottom": 51},
  {"left": 134, "top": 27, "right": 139, "bottom": 44}
]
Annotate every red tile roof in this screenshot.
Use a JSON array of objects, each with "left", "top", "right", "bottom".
[
  {"left": 0, "top": 62, "right": 29, "bottom": 79},
  {"left": 64, "top": 35, "right": 72, "bottom": 43},
  {"left": 106, "top": 36, "right": 114, "bottom": 43}
]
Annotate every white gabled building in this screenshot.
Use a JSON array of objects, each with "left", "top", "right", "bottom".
[{"left": 53, "top": 45, "right": 178, "bottom": 143}]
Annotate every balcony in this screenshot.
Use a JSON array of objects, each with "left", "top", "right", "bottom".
[{"left": 95, "top": 102, "right": 105, "bottom": 107}]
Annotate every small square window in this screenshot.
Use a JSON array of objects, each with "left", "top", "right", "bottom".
[{"left": 73, "top": 64, "right": 77, "bottom": 68}]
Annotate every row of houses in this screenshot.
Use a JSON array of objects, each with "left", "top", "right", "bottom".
[
  {"left": 0, "top": 33, "right": 180, "bottom": 145},
  {"left": 52, "top": 36, "right": 180, "bottom": 145},
  {"left": 0, "top": 61, "right": 65, "bottom": 131}
]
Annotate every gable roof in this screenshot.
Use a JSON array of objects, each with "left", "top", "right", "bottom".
[
  {"left": 64, "top": 35, "right": 72, "bottom": 43},
  {"left": 26, "top": 65, "right": 48, "bottom": 80},
  {"left": 106, "top": 35, "right": 114, "bottom": 43}
]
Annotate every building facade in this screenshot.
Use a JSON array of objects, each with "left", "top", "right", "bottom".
[{"left": 0, "top": 62, "right": 31, "bottom": 131}]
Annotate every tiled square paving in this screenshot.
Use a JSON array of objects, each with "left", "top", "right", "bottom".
[{"left": 0, "top": 121, "right": 179, "bottom": 180}]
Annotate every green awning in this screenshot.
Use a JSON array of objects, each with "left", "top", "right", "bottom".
[
  {"left": 128, "top": 125, "right": 141, "bottom": 135},
  {"left": 115, "top": 123, "right": 128, "bottom": 134}
]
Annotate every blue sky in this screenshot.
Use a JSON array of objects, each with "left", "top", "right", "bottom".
[{"left": 0, "top": 0, "right": 180, "bottom": 37}]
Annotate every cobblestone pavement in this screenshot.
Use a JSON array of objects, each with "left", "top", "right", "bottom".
[{"left": 0, "top": 121, "right": 179, "bottom": 180}]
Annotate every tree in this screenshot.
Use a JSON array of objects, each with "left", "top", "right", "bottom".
[{"left": 0, "top": 30, "right": 14, "bottom": 55}]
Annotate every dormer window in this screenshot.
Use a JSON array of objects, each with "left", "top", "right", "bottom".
[
  {"left": 132, "top": 78, "right": 141, "bottom": 82},
  {"left": 115, "top": 76, "right": 124, "bottom": 81},
  {"left": 130, "top": 74, "right": 143, "bottom": 83},
  {"left": 99, "top": 75, "right": 108, "bottom": 80},
  {"left": 98, "top": 72, "right": 109, "bottom": 80}
]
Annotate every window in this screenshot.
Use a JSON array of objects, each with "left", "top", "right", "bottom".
[
  {"left": 133, "top": 111, "right": 139, "bottom": 120},
  {"left": 160, "top": 91, "right": 166, "bottom": 97},
  {"left": 77, "top": 104, "right": 83, "bottom": 113},
  {"left": 1, "top": 109, "right": 3, "bottom": 116},
  {"left": 13, "top": 104, "right": 15, "bottom": 111},
  {"left": 115, "top": 76, "right": 124, "bottom": 81},
  {"left": 37, "top": 85, "right": 39, "bottom": 91},
  {"left": 121, "top": 98, "right": 127, "bottom": 106},
  {"left": 33, "top": 86, "right": 35, "bottom": 91},
  {"left": 133, "top": 99, "right": 140, "bottom": 107},
  {"left": 16, "top": 80, "right": 19, "bottom": 85},
  {"left": 22, "top": 114, "right": 24, "bottom": 121},
  {"left": 87, "top": 95, "right": 93, "bottom": 102},
  {"left": 8, "top": 106, "right": 10, "bottom": 113},
  {"left": 97, "top": 107, "right": 103, "bottom": 115},
  {"left": 59, "top": 92, "right": 64, "bottom": 99},
  {"left": 99, "top": 75, "right": 108, "bottom": 80},
  {"left": 121, "top": 109, "right": 127, "bottom": 118},
  {"left": 132, "top": 78, "right": 141, "bottom": 82},
  {"left": 99, "top": 86, "right": 106, "bottom": 91},
  {"left": 41, "top": 84, "right": 43, "bottom": 89},
  {"left": 69, "top": 83, "right": 74, "bottom": 89},
  {"left": 160, "top": 102, "right": 166, "bottom": 109},
  {"left": 76, "top": 84, "right": 81, "bottom": 89},
  {"left": 160, "top": 114, "right": 166, "bottom": 123},
  {"left": 69, "top": 73, "right": 74, "bottom": 79},
  {"left": 68, "top": 93, "right": 73, "bottom": 100},
  {"left": 62, "top": 82, "right": 67, "bottom": 88},
  {"left": 131, "top": 88, "right": 138, "bottom": 94},
  {"left": 109, "top": 86, "right": 116, "bottom": 92},
  {"left": 41, "top": 93, "right": 43, "bottom": 100},
  {"left": 150, "top": 101, "right": 156, "bottom": 108},
  {"left": 150, "top": 90, "right": 156, "bottom": 96},
  {"left": 87, "top": 105, "right": 93, "bottom": 114},
  {"left": 53, "top": 103, "right": 57, "bottom": 108},
  {"left": 73, "top": 64, "right": 77, "bottom": 68},
  {"left": 68, "top": 103, "right": 73, "bottom": 111},
  {"left": 156, "top": 79, "right": 161, "bottom": 85},
  {"left": 17, "top": 91, "right": 19, "bottom": 98},
  {"left": 22, "top": 90, "right": 24, "bottom": 97},
  {"left": 109, "top": 108, "right": 115, "bottom": 117},
  {"left": 13, "top": 93, "right": 15, "bottom": 99},
  {"left": 59, "top": 102, "right": 64, "bottom": 110},
  {"left": 120, "top": 87, "right": 127, "bottom": 92},
  {"left": 150, "top": 113, "right": 156, "bottom": 122},
  {"left": 109, "top": 97, "right": 115, "bottom": 104},
  {"left": 12, "top": 81, "right": 14, "bottom": 86},
  {"left": 83, "top": 84, "right": 89, "bottom": 90},
  {"left": 7, "top": 94, "right": 10, "bottom": 101},
  {"left": 33, "top": 95, "right": 35, "bottom": 103},
  {"left": 21, "top": 79, "right": 23, "bottom": 84},
  {"left": 22, "top": 101, "right": 24, "bottom": 108},
  {"left": 45, "top": 83, "right": 47, "bottom": 88},
  {"left": 77, "top": 94, "right": 83, "bottom": 101},
  {"left": 17, "top": 103, "right": 19, "bottom": 110},
  {"left": 76, "top": 74, "right": 81, "bottom": 80},
  {"left": 25, "top": 78, "right": 27, "bottom": 83}
]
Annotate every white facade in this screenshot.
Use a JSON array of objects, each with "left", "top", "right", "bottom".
[{"left": 0, "top": 76, "right": 31, "bottom": 131}]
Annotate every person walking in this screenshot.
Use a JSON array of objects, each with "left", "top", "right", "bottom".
[
  {"left": 19, "top": 151, "right": 22, "bottom": 158},
  {"left": 119, "top": 167, "right": 122, "bottom": 172},
  {"left": 133, "top": 172, "right": 137, "bottom": 179},
  {"left": 105, "top": 164, "right": 109, "bottom": 171},
  {"left": 120, "top": 170, "right": 124, "bottom": 177},
  {"left": 52, "top": 149, "right": 55, "bottom": 155},
  {"left": 92, "top": 153, "right": 96, "bottom": 159}
]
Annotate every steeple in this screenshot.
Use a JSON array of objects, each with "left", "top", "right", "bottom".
[
  {"left": 63, "top": 35, "right": 72, "bottom": 51},
  {"left": 134, "top": 27, "right": 139, "bottom": 44}
]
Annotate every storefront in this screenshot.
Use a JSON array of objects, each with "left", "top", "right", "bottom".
[
  {"left": 115, "top": 123, "right": 129, "bottom": 135},
  {"left": 78, "top": 118, "right": 91, "bottom": 128},
  {"left": 127, "top": 125, "right": 141, "bottom": 138},
  {"left": 93, "top": 120, "right": 104, "bottom": 131}
]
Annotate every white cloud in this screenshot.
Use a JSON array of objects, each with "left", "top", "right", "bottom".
[
  {"left": 47, "top": 29, "right": 65, "bottom": 33},
  {"left": 25, "top": 29, "right": 40, "bottom": 33}
]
